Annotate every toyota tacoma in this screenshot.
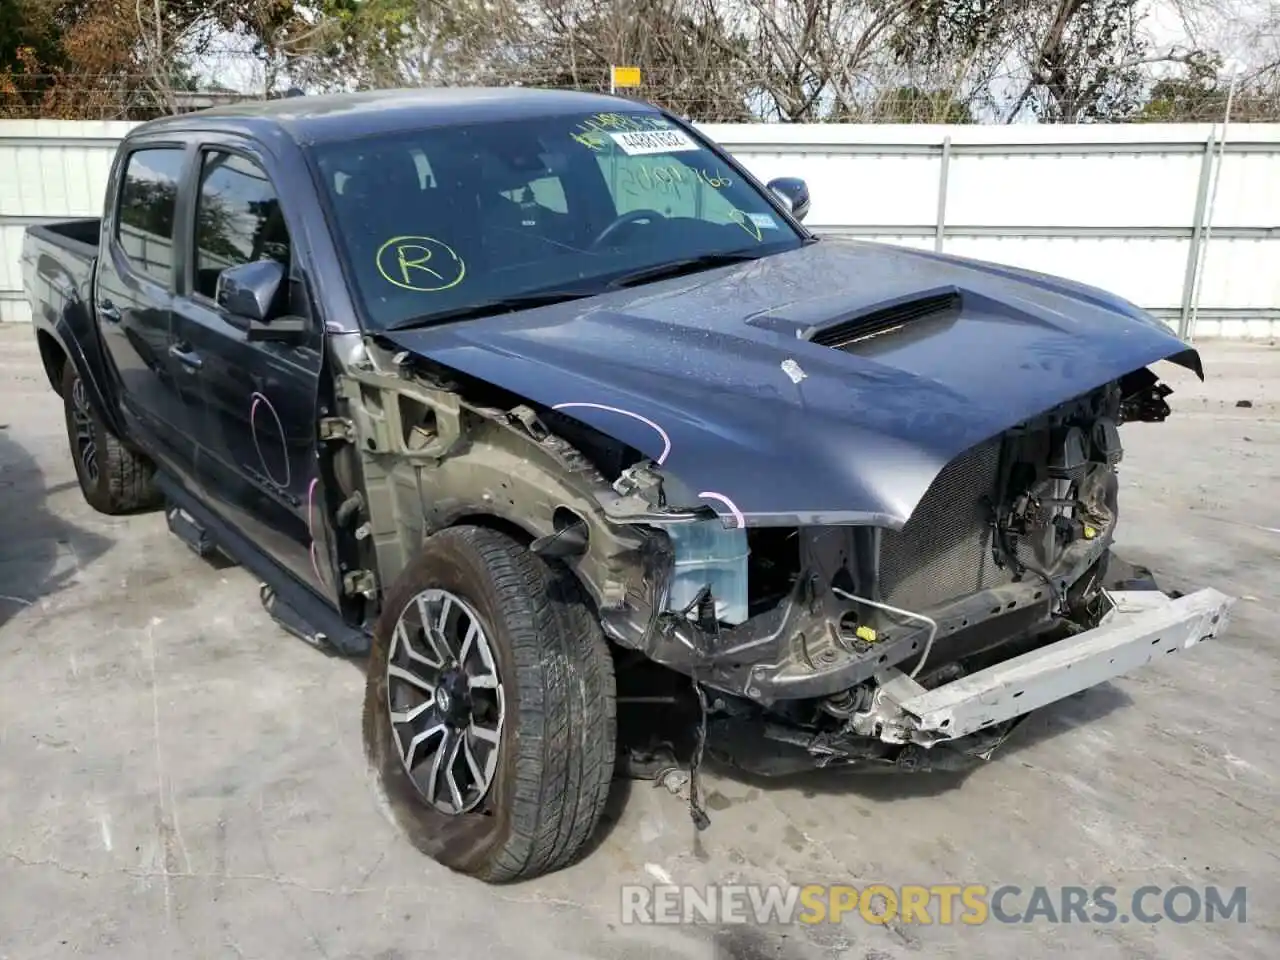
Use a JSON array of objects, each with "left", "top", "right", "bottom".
[{"left": 22, "top": 87, "right": 1234, "bottom": 882}]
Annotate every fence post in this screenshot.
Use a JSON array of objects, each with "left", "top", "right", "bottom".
[
  {"left": 934, "top": 135, "right": 952, "bottom": 253},
  {"left": 1178, "top": 129, "right": 1217, "bottom": 339}
]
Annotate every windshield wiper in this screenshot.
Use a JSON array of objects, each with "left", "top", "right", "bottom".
[
  {"left": 606, "top": 250, "right": 767, "bottom": 289},
  {"left": 386, "top": 290, "right": 595, "bottom": 332}
]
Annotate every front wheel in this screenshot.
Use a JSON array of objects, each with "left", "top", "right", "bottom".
[
  {"left": 60, "top": 363, "right": 160, "bottom": 514},
  {"left": 362, "top": 525, "right": 616, "bottom": 882}
]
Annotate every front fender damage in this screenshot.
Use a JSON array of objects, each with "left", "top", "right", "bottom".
[
  {"left": 319, "top": 338, "right": 705, "bottom": 634},
  {"left": 323, "top": 340, "right": 1231, "bottom": 798},
  {"left": 321, "top": 339, "right": 834, "bottom": 702}
]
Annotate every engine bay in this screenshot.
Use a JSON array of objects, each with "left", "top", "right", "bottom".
[{"left": 595, "top": 368, "right": 1181, "bottom": 710}]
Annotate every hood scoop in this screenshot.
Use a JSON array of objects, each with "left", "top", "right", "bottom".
[{"left": 804, "top": 287, "right": 963, "bottom": 351}]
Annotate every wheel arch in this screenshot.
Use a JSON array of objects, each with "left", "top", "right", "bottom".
[
  {"left": 330, "top": 348, "right": 659, "bottom": 636},
  {"left": 437, "top": 510, "right": 538, "bottom": 547},
  {"left": 36, "top": 329, "right": 68, "bottom": 396},
  {"left": 34, "top": 322, "right": 130, "bottom": 441},
  {"left": 436, "top": 510, "right": 607, "bottom": 622}
]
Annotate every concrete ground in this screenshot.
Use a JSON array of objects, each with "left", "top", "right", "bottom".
[{"left": 1, "top": 324, "right": 1277, "bottom": 960}]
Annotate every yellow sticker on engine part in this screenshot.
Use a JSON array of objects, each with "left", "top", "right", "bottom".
[{"left": 1084, "top": 525, "right": 1098, "bottom": 539}]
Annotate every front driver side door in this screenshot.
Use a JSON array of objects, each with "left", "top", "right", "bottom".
[{"left": 169, "top": 142, "right": 328, "bottom": 596}]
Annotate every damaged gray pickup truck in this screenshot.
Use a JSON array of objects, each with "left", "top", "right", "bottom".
[{"left": 24, "top": 87, "right": 1234, "bottom": 883}]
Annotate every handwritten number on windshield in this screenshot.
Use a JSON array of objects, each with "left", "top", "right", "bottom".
[
  {"left": 570, "top": 112, "right": 672, "bottom": 150},
  {"left": 620, "top": 165, "right": 733, "bottom": 198}
]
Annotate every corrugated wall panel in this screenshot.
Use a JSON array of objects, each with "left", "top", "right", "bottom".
[
  {"left": 0, "top": 296, "right": 32, "bottom": 324},
  {"left": 1195, "top": 237, "right": 1280, "bottom": 310},
  {"left": 943, "top": 236, "right": 1189, "bottom": 309},
  {"left": 729, "top": 149, "right": 941, "bottom": 228},
  {"left": 1208, "top": 151, "right": 1280, "bottom": 228},
  {"left": 946, "top": 152, "right": 1204, "bottom": 228},
  {"left": 0, "top": 223, "right": 29, "bottom": 294}
]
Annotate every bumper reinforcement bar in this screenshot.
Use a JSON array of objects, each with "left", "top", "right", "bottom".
[{"left": 857, "top": 587, "right": 1235, "bottom": 745}]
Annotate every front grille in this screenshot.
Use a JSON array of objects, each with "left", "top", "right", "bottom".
[{"left": 878, "top": 437, "right": 1011, "bottom": 611}]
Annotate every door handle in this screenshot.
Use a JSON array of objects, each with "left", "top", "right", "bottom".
[
  {"left": 168, "top": 343, "right": 204, "bottom": 371},
  {"left": 99, "top": 300, "right": 121, "bottom": 323}
]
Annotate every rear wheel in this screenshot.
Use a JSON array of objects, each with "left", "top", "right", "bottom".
[
  {"left": 362, "top": 525, "right": 616, "bottom": 882},
  {"left": 60, "top": 363, "right": 160, "bottom": 514}
]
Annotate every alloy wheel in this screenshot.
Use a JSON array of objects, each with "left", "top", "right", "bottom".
[
  {"left": 70, "top": 376, "right": 99, "bottom": 487},
  {"left": 385, "top": 589, "right": 505, "bottom": 815}
]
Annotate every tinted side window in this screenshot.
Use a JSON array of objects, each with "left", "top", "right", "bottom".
[
  {"left": 194, "top": 151, "right": 291, "bottom": 300},
  {"left": 116, "top": 147, "right": 185, "bottom": 286}
]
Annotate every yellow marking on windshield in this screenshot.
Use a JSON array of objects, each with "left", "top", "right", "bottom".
[
  {"left": 375, "top": 235, "right": 466, "bottom": 292},
  {"left": 619, "top": 164, "right": 732, "bottom": 199},
  {"left": 729, "top": 209, "right": 763, "bottom": 242},
  {"left": 697, "top": 168, "right": 732, "bottom": 188},
  {"left": 571, "top": 130, "right": 609, "bottom": 151},
  {"left": 570, "top": 112, "right": 672, "bottom": 150}
]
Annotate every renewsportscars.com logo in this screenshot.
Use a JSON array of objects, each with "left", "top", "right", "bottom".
[{"left": 621, "top": 884, "right": 1248, "bottom": 926}]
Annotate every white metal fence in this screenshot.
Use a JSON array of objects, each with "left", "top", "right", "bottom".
[{"left": 3, "top": 118, "right": 1279, "bottom": 338}]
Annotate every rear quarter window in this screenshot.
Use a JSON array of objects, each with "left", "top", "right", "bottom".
[{"left": 116, "top": 147, "right": 186, "bottom": 287}]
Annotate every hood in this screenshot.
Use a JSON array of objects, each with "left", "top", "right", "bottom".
[{"left": 383, "top": 238, "right": 1200, "bottom": 529}]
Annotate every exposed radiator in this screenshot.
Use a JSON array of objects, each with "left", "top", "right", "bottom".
[{"left": 878, "top": 437, "right": 1012, "bottom": 611}]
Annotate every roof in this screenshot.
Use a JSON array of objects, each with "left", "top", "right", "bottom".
[{"left": 135, "top": 87, "right": 662, "bottom": 145}]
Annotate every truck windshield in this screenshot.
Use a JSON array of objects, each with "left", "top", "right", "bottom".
[{"left": 308, "top": 110, "right": 805, "bottom": 331}]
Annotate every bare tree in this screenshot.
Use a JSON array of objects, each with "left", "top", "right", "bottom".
[
  {"left": 510, "top": 0, "right": 756, "bottom": 120},
  {"left": 5, "top": 0, "right": 1279, "bottom": 122}
]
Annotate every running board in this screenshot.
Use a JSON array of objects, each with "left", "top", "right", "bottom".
[
  {"left": 260, "top": 583, "right": 331, "bottom": 652},
  {"left": 156, "top": 473, "right": 370, "bottom": 657},
  {"left": 166, "top": 503, "right": 219, "bottom": 559},
  {"left": 856, "top": 587, "right": 1235, "bottom": 745}
]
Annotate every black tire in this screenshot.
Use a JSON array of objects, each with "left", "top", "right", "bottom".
[
  {"left": 60, "top": 362, "right": 160, "bottom": 514},
  {"left": 362, "top": 525, "right": 617, "bottom": 882}
]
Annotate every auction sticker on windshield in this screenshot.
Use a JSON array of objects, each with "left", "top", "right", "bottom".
[{"left": 610, "top": 129, "right": 699, "bottom": 155}]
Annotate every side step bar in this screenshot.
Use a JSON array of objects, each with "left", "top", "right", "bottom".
[
  {"left": 166, "top": 503, "right": 220, "bottom": 559},
  {"left": 157, "top": 473, "right": 370, "bottom": 657},
  {"left": 858, "top": 587, "right": 1235, "bottom": 745}
]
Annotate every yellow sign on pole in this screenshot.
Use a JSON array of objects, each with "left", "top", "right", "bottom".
[{"left": 611, "top": 65, "right": 642, "bottom": 90}]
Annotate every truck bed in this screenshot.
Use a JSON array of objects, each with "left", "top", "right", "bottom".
[
  {"left": 28, "top": 218, "right": 100, "bottom": 260},
  {"left": 21, "top": 218, "right": 99, "bottom": 321},
  {"left": 21, "top": 219, "right": 101, "bottom": 392}
]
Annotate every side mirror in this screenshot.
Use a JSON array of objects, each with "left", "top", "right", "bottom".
[
  {"left": 767, "top": 177, "right": 810, "bottom": 223},
  {"left": 214, "top": 260, "right": 308, "bottom": 342},
  {"left": 216, "top": 260, "right": 284, "bottom": 321}
]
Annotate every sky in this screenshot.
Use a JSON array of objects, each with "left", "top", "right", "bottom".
[{"left": 1146, "top": 0, "right": 1277, "bottom": 74}]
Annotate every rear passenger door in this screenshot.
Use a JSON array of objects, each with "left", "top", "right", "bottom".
[
  {"left": 95, "top": 142, "right": 198, "bottom": 479},
  {"left": 170, "top": 141, "right": 327, "bottom": 594}
]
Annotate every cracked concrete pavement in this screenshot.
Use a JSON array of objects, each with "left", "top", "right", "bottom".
[{"left": 1, "top": 324, "right": 1277, "bottom": 959}]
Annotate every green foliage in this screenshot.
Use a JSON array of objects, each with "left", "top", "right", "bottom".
[
  {"left": 887, "top": 0, "right": 1012, "bottom": 66},
  {"left": 873, "top": 86, "right": 974, "bottom": 123},
  {"left": 0, "top": 0, "right": 64, "bottom": 76},
  {"left": 1139, "top": 53, "right": 1227, "bottom": 122},
  {"left": 1025, "top": 0, "right": 1150, "bottom": 122}
]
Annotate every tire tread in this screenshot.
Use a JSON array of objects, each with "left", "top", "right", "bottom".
[
  {"left": 365, "top": 524, "right": 615, "bottom": 883},
  {"left": 61, "top": 364, "right": 160, "bottom": 514}
]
